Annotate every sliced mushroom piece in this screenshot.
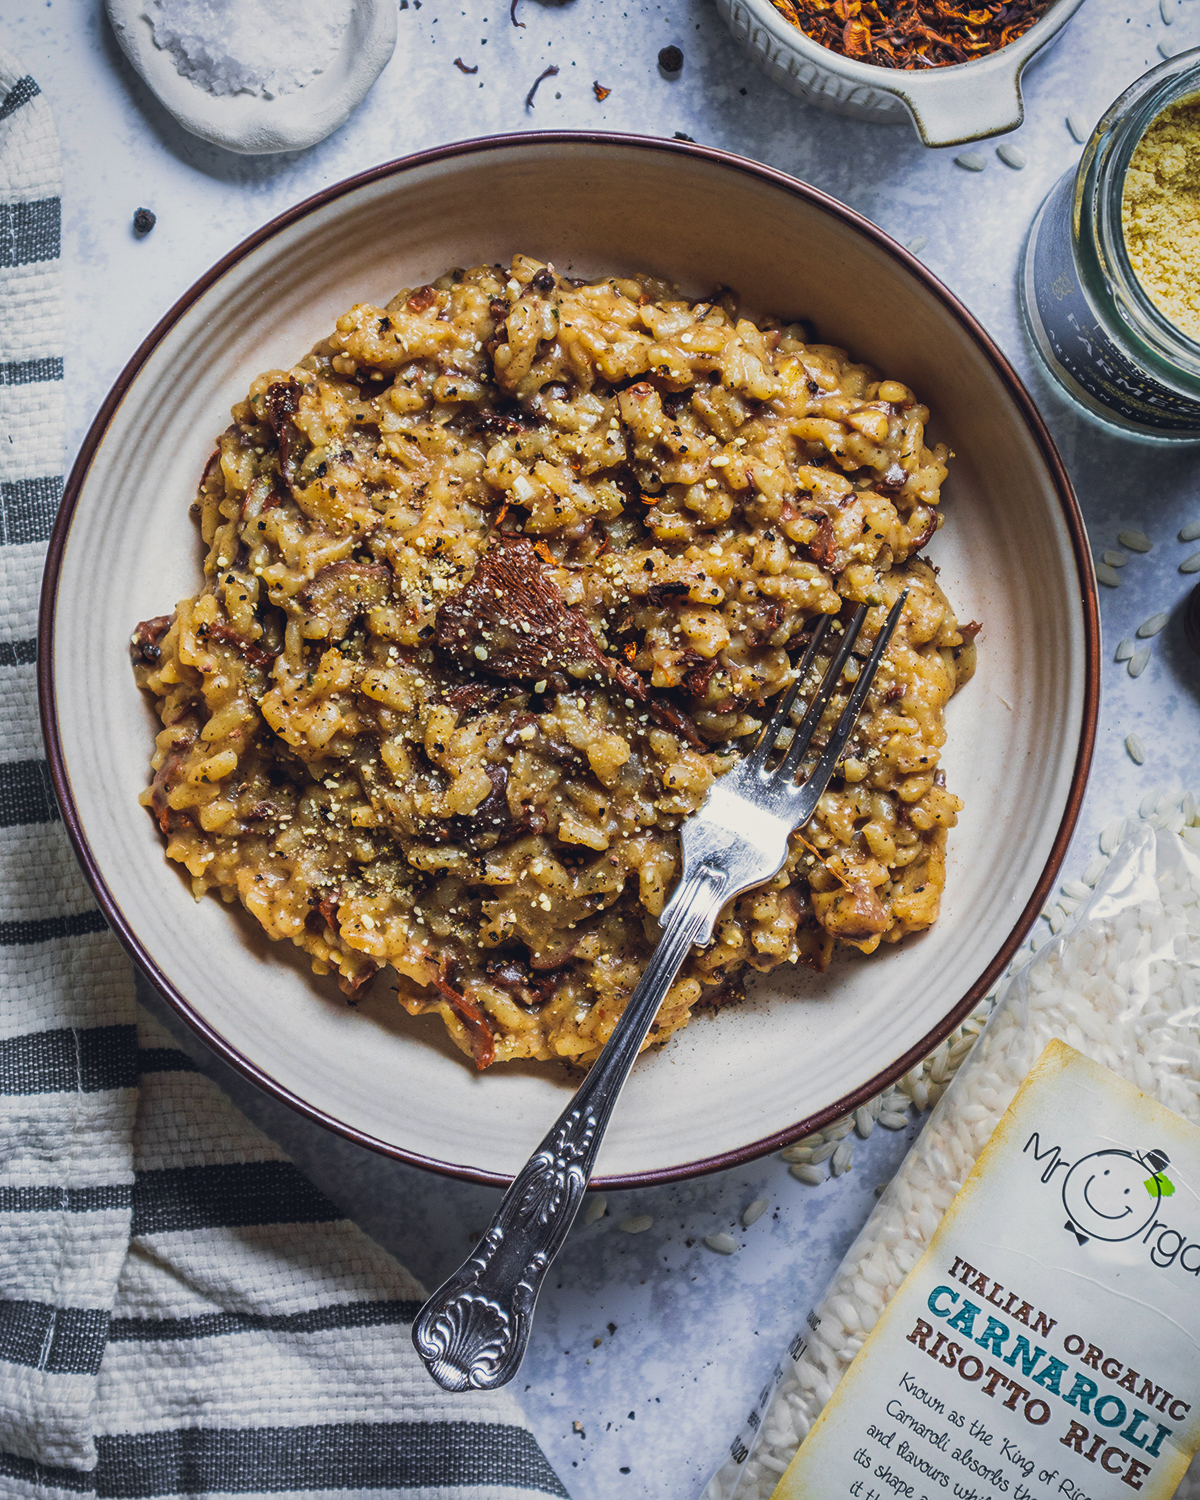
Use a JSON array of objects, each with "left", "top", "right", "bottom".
[
  {"left": 130, "top": 614, "right": 172, "bottom": 668},
  {"left": 297, "top": 560, "right": 392, "bottom": 639}
]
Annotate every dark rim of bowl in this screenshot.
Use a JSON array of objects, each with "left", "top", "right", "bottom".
[{"left": 38, "top": 130, "right": 1100, "bottom": 1191}]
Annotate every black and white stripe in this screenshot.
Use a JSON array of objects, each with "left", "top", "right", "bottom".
[
  {"left": 0, "top": 52, "right": 566, "bottom": 1500},
  {"left": 87, "top": 1021, "right": 568, "bottom": 1498},
  {"left": 0, "top": 48, "right": 140, "bottom": 1491}
]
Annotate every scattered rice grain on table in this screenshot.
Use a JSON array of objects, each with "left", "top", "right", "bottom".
[
  {"left": 1180, "top": 519, "right": 1200, "bottom": 542},
  {"left": 996, "top": 144, "right": 1026, "bottom": 169},
  {"left": 1115, "top": 637, "right": 1135, "bottom": 660},
  {"left": 619, "top": 1214, "right": 653, "bottom": 1233},
  {"left": 584, "top": 1193, "right": 607, "bottom": 1224},
  {"left": 1126, "top": 732, "right": 1146, "bottom": 763},
  {"left": 954, "top": 152, "right": 986, "bottom": 171},
  {"left": 1101, "top": 549, "right": 1127, "bottom": 567},
  {"left": 742, "top": 1199, "right": 769, "bottom": 1227},
  {"left": 1129, "top": 645, "right": 1152, "bottom": 676},
  {"left": 1118, "top": 528, "right": 1152, "bottom": 551},
  {"left": 790, "top": 1163, "right": 825, "bottom": 1184},
  {"left": 1181, "top": 549, "right": 1200, "bottom": 573},
  {"left": 1095, "top": 562, "right": 1121, "bottom": 587},
  {"left": 705, "top": 1231, "right": 740, "bottom": 1254},
  {"left": 1138, "top": 611, "right": 1169, "bottom": 637},
  {"left": 1067, "top": 112, "right": 1088, "bottom": 142}
]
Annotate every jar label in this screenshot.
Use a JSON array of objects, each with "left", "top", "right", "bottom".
[
  {"left": 775, "top": 1040, "right": 1200, "bottom": 1498},
  {"left": 1030, "top": 171, "right": 1200, "bottom": 432}
]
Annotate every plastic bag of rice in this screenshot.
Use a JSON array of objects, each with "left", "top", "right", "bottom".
[{"left": 704, "top": 818, "right": 1200, "bottom": 1500}]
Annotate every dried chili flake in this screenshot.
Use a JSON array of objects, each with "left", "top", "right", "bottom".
[
  {"left": 593, "top": 80, "right": 612, "bottom": 100},
  {"left": 454, "top": 57, "right": 479, "bottom": 73},
  {"left": 525, "top": 64, "right": 559, "bottom": 108},
  {"left": 432, "top": 969, "right": 495, "bottom": 1069},
  {"left": 769, "top": 0, "right": 1054, "bottom": 67}
]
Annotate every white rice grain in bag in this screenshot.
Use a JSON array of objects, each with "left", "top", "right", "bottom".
[{"left": 704, "top": 822, "right": 1200, "bottom": 1500}]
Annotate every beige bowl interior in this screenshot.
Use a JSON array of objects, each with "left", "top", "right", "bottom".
[{"left": 45, "top": 138, "right": 1093, "bottom": 1185}]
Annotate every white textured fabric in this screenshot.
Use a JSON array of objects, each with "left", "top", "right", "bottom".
[{"left": 0, "top": 47, "right": 566, "bottom": 1500}]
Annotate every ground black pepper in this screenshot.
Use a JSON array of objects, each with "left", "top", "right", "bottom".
[
  {"left": 133, "top": 207, "right": 156, "bottom": 236},
  {"left": 658, "top": 44, "right": 684, "bottom": 72}
]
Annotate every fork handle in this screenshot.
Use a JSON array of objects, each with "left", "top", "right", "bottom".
[{"left": 411, "top": 863, "right": 726, "bottom": 1392}]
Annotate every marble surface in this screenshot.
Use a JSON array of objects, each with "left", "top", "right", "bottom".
[{"left": 7, "top": 0, "right": 1200, "bottom": 1493}]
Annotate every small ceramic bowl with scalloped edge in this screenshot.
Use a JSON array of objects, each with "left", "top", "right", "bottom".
[{"left": 716, "top": 0, "right": 1086, "bottom": 145}]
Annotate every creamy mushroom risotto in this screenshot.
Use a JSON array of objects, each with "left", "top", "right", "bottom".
[{"left": 132, "top": 255, "right": 976, "bottom": 1070}]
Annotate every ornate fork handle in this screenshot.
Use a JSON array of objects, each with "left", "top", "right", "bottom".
[{"left": 411, "top": 864, "right": 726, "bottom": 1392}]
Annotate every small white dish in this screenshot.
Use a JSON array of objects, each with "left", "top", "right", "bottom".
[
  {"left": 41, "top": 135, "right": 1099, "bottom": 1187},
  {"left": 104, "top": 0, "right": 396, "bottom": 155},
  {"left": 716, "top": 0, "right": 1086, "bottom": 145}
]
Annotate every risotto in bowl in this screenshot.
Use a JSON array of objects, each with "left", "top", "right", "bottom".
[
  {"left": 131, "top": 256, "right": 975, "bottom": 1073},
  {"left": 42, "top": 136, "right": 1097, "bottom": 1184}
]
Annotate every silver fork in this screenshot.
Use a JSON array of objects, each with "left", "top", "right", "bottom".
[{"left": 412, "top": 590, "right": 908, "bottom": 1392}]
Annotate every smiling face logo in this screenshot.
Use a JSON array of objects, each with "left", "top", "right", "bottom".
[{"left": 1061, "top": 1148, "right": 1171, "bottom": 1245}]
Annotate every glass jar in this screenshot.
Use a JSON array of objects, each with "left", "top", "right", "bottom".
[{"left": 1020, "top": 49, "right": 1200, "bottom": 441}]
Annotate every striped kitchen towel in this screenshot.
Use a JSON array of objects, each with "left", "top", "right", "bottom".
[{"left": 0, "top": 45, "right": 567, "bottom": 1500}]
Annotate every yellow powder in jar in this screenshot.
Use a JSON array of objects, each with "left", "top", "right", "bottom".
[{"left": 1122, "top": 94, "right": 1200, "bottom": 343}]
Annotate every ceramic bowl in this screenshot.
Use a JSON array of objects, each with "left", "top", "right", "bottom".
[
  {"left": 41, "top": 134, "right": 1098, "bottom": 1187},
  {"left": 105, "top": 0, "right": 396, "bottom": 155},
  {"left": 717, "top": 0, "right": 1086, "bottom": 145}
]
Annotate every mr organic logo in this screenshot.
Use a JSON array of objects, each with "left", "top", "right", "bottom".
[
  {"left": 1025, "top": 1134, "right": 1199, "bottom": 1270},
  {"left": 1061, "top": 1148, "right": 1173, "bottom": 1245}
]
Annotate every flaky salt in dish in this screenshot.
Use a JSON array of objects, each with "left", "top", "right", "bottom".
[{"left": 145, "top": 0, "right": 353, "bottom": 98}]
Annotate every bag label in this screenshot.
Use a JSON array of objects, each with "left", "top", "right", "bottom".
[{"left": 776, "top": 1041, "right": 1200, "bottom": 1499}]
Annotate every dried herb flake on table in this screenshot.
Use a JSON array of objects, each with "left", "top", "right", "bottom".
[
  {"left": 767, "top": 0, "right": 1055, "bottom": 67},
  {"left": 525, "top": 65, "right": 559, "bottom": 108}
]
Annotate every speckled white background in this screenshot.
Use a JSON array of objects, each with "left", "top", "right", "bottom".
[{"left": 6, "top": 0, "right": 1200, "bottom": 1493}]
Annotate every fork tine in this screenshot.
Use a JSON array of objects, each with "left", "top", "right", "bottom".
[
  {"left": 790, "top": 590, "right": 908, "bottom": 820},
  {"left": 743, "top": 614, "right": 831, "bottom": 774},
  {"left": 773, "top": 603, "right": 869, "bottom": 784}
]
